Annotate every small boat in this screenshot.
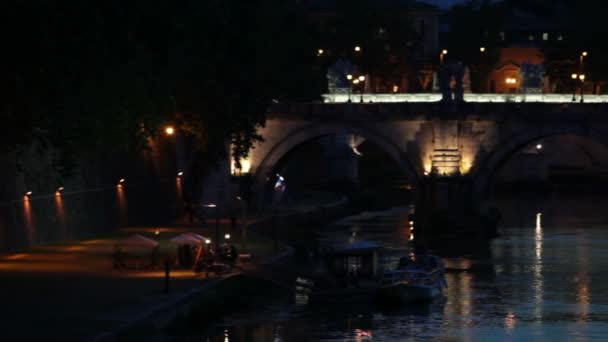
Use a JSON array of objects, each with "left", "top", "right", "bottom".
[
  {"left": 308, "top": 240, "right": 384, "bottom": 304},
  {"left": 378, "top": 255, "right": 447, "bottom": 303}
]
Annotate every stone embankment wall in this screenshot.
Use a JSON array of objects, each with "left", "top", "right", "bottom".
[{"left": 0, "top": 138, "right": 182, "bottom": 253}]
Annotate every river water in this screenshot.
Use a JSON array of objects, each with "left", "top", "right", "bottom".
[{"left": 200, "top": 195, "right": 608, "bottom": 341}]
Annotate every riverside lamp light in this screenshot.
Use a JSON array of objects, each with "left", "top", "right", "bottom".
[
  {"left": 572, "top": 74, "right": 586, "bottom": 103},
  {"left": 203, "top": 203, "right": 220, "bottom": 250}
]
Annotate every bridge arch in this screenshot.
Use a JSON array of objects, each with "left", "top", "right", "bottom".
[
  {"left": 252, "top": 123, "right": 422, "bottom": 207},
  {"left": 472, "top": 124, "right": 608, "bottom": 203}
]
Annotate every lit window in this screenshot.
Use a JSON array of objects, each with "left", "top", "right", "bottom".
[{"left": 543, "top": 32, "right": 548, "bottom": 40}]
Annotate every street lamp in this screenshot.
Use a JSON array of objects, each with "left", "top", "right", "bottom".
[
  {"left": 579, "top": 74, "right": 586, "bottom": 103},
  {"left": 440, "top": 49, "right": 448, "bottom": 64},
  {"left": 349, "top": 75, "right": 366, "bottom": 102},
  {"left": 346, "top": 74, "right": 353, "bottom": 102},
  {"left": 480, "top": 47, "right": 486, "bottom": 53},
  {"left": 572, "top": 73, "right": 586, "bottom": 103},
  {"left": 203, "top": 203, "right": 220, "bottom": 250},
  {"left": 354, "top": 45, "right": 361, "bottom": 52},
  {"left": 164, "top": 126, "right": 175, "bottom": 136}
]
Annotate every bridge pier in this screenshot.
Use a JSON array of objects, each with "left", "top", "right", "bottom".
[{"left": 415, "top": 176, "right": 498, "bottom": 242}]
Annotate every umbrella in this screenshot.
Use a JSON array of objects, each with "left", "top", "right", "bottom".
[
  {"left": 184, "top": 233, "right": 210, "bottom": 243},
  {"left": 116, "top": 234, "right": 159, "bottom": 248},
  {"left": 169, "top": 234, "right": 201, "bottom": 245}
]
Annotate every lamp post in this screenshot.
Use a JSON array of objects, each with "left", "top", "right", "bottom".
[
  {"left": 572, "top": 73, "right": 586, "bottom": 103},
  {"left": 203, "top": 203, "right": 220, "bottom": 250},
  {"left": 358, "top": 75, "right": 366, "bottom": 102},
  {"left": 349, "top": 75, "right": 366, "bottom": 103},
  {"left": 571, "top": 73, "right": 578, "bottom": 102},
  {"left": 580, "top": 51, "right": 588, "bottom": 73},
  {"left": 579, "top": 74, "right": 586, "bottom": 103},
  {"left": 440, "top": 49, "right": 448, "bottom": 64},
  {"left": 346, "top": 74, "right": 353, "bottom": 102}
]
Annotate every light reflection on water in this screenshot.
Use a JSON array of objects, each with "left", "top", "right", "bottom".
[{"left": 202, "top": 196, "right": 608, "bottom": 341}]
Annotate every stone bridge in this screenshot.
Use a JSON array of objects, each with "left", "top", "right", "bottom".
[{"left": 232, "top": 101, "right": 608, "bottom": 234}]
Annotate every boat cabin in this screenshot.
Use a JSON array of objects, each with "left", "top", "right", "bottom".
[{"left": 323, "top": 241, "right": 383, "bottom": 279}]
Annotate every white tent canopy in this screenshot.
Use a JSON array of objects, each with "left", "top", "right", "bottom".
[
  {"left": 169, "top": 233, "right": 211, "bottom": 245},
  {"left": 184, "top": 233, "right": 210, "bottom": 243},
  {"left": 116, "top": 234, "right": 159, "bottom": 248}
]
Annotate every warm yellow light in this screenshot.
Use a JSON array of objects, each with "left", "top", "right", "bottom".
[
  {"left": 579, "top": 74, "right": 586, "bottom": 81},
  {"left": 225, "top": 234, "right": 231, "bottom": 240},
  {"left": 480, "top": 47, "right": 486, "bottom": 52},
  {"left": 318, "top": 48, "right": 324, "bottom": 55},
  {"left": 119, "top": 178, "right": 125, "bottom": 184},
  {"left": 25, "top": 191, "right": 32, "bottom": 196},
  {"left": 572, "top": 73, "right": 578, "bottom": 79},
  {"left": 582, "top": 51, "right": 588, "bottom": 57},
  {"left": 177, "top": 171, "right": 184, "bottom": 177},
  {"left": 205, "top": 239, "right": 211, "bottom": 244},
  {"left": 392, "top": 84, "right": 399, "bottom": 93},
  {"left": 346, "top": 74, "right": 353, "bottom": 80},
  {"left": 353, "top": 79, "right": 360, "bottom": 84},
  {"left": 165, "top": 126, "right": 175, "bottom": 135},
  {"left": 354, "top": 46, "right": 361, "bottom": 52},
  {"left": 358, "top": 75, "right": 365, "bottom": 81},
  {"left": 423, "top": 171, "right": 429, "bottom": 176},
  {"left": 240, "top": 159, "right": 251, "bottom": 174},
  {"left": 154, "top": 229, "right": 160, "bottom": 235},
  {"left": 442, "top": 49, "right": 448, "bottom": 55},
  {"left": 57, "top": 187, "right": 64, "bottom": 192},
  {"left": 231, "top": 157, "right": 251, "bottom": 175}
]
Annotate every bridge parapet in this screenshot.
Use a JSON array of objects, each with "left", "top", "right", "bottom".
[
  {"left": 269, "top": 101, "right": 608, "bottom": 122},
  {"left": 322, "top": 93, "right": 608, "bottom": 104}
]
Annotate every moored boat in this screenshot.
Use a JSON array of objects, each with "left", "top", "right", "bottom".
[
  {"left": 378, "top": 255, "right": 446, "bottom": 304},
  {"left": 307, "top": 240, "right": 384, "bottom": 304}
]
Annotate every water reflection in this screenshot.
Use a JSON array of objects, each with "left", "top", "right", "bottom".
[
  {"left": 22, "top": 196, "right": 35, "bottom": 246},
  {"left": 199, "top": 196, "right": 608, "bottom": 341},
  {"left": 534, "top": 213, "right": 544, "bottom": 321},
  {"left": 575, "top": 234, "right": 590, "bottom": 322}
]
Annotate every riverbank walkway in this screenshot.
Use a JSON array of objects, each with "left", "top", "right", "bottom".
[{"left": 0, "top": 206, "right": 312, "bottom": 341}]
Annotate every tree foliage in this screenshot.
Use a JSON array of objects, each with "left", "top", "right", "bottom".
[{"left": 1, "top": 0, "right": 321, "bottom": 177}]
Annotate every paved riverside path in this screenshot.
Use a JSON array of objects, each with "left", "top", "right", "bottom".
[{"left": 0, "top": 218, "right": 286, "bottom": 341}]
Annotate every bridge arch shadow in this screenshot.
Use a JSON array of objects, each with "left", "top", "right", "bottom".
[
  {"left": 472, "top": 124, "right": 608, "bottom": 204},
  {"left": 252, "top": 123, "right": 423, "bottom": 208}
]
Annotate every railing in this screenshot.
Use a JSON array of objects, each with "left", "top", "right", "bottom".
[{"left": 322, "top": 93, "right": 608, "bottom": 104}]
